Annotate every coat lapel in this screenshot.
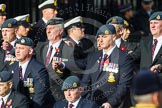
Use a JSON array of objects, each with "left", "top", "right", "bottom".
[
  {"left": 42, "top": 42, "right": 49, "bottom": 63},
  {"left": 153, "top": 45, "right": 162, "bottom": 65},
  {"left": 24, "top": 59, "right": 33, "bottom": 79}
]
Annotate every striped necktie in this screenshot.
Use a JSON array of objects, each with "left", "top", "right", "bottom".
[{"left": 45, "top": 45, "right": 53, "bottom": 66}]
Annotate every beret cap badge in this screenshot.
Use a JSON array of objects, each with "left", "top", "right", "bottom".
[
  {"left": 8, "top": 23, "right": 12, "bottom": 27},
  {"left": 21, "top": 39, "right": 25, "bottom": 43},
  {"left": 25, "top": 16, "right": 29, "bottom": 23},
  {"left": 112, "top": 18, "right": 117, "bottom": 23},
  {"left": 156, "top": 15, "right": 160, "bottom": 20},
  {"left": 105, "top": 30, "right": 109, "bottom": 35},
  {"left": 73, "top": 82, "right": 77, "bottom": 88}
]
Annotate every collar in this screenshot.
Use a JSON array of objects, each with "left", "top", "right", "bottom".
[
  {"left": 19, "top": 58, "right": 31, "bottom": 72},
  {"left": 103, "top": 45, "right": 116, "bottom": 57},
  {"left": 49, "top": 39, "right": 62, "bottom": 49},
  {"left": 68, "top": 97, "right": 81, "bottom": 108},
  {"left": 0, "top": 91, "right": 11, "bottom": 104},
  {"left": 42, "top": 17, "right": 48, "bottom": 24},
  {"left": 115, "top": 38, "right": 121, "bottom": 48},
  {"left": 16, "top": 35, "right": 21, "bottom": 39},
  {"left": 153, "top": 35, "right": 162, "bottom": 42}
]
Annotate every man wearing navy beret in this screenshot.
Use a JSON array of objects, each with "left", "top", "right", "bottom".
[
  {"left": 54, "top": 76, "right": 99, "bottom": 108},
  {"left": 130, "top": 11, "right": 162, "bottom": 73},
  {"left": 8, "top": 37, "right": 55, "bottom": 108},
  {"left": 0, "top": 71, "right": 29, "bottom": 108},
  {"left": 82, "top": 24, "right": 134, "bottom": 108}
]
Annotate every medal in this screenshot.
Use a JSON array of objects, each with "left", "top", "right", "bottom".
[
  {"left": 53, "top": 57, "right": 63, "bottom": 74},
  {"left": 108, "top": 72, "right": 115, "bottom": 83}
]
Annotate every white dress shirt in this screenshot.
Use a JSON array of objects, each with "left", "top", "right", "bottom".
[
  {"left": 68, "top": 97, "right": 81, "bottom": 108},
  {"left": 19, "top": 59, "right": 30, "bottom": 78},
  {"left": 153, "top": 36, "right": 162, "bottom": 61}
]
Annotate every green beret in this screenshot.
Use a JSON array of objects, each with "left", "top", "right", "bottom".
[
  {"left": 106, "top": 16, "right": 124, "bottom": 25},
  {"left": 1, "top": 18, "right": 18, "bottom": 28},
  {"left": 149, "top": 11, "right": 162, "bottom": 21},
  {"left": 15, "top": 37, "right": 33, "bottom": 47},
  {"left": 0, "top": 71, "right": 12, "bottom": 82},
  {"left": 47, "top": 17, "right": 64, "bottom": 26},
  {"left": 96, "top": 24, "right": 116, "bottom": 37},
  {"left": 62, "top": 76, "right": 81, "bottom": 91}
]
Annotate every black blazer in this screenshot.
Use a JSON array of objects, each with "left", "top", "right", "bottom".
[
  {"left": 82, "top": 47, "right": 134, "bottom": 107},
  {"left": 53, "top": 98, "right": 99, "bottom": 108}
]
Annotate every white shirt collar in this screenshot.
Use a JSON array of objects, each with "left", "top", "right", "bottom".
[
  {"left": 19, "top": 58, "right": 31, "bottom": 78},
  {"left": 42, "top": 17, "right": 48, "bottom": 24},
  {"left": 103, "top": 45, "right": 116, "bottom": 57},
  {"left": 0, "top": 91, "right": 11, "bottom": 105},
  {"left": 49, "top": 39, "right": 62, "bottom": 49},
  {"left": 68, "top": 97, "right": 81, "bottom": 108},
  {"left": 115, "top": 38, "right": 121, "bottom": 48}
]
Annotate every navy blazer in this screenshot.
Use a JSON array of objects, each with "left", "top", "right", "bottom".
[
  {"left": 2, "top": 91, "right": 29, "bottom": 108},
  {"left": 8, "top": 57, "right": 54, "bottom": 108},
  {"left": 130, "top": 35, "right": 162, "bottom": 69},
  {"left": 53, "top": 98, "right": 99, "bottom": 108},
  {"left": 82, "top": 47, "right": 134, "bottom": 107}
]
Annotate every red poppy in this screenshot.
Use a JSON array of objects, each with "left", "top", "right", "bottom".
[{"left": 120, "top": 45, "right": 126, "bottom": 51}]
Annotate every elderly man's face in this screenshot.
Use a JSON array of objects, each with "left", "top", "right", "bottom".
[
  {"left": 64, "top": 87, "right": 82, "bottom": 103},
  {"left": 46, "top": 25, "right": 63, "bottom": 42},
  {"left": 2, "top": 28, "right": 16, "bottom": 42},
  {"left": 150, "top": 20, "right": 162, "bottom": 38}
]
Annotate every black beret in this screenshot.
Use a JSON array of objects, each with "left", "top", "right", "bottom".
[
  {"left": 15, "top": 37, "right": 33, "bottom": 47},
  {"left": 106, "top": 16, "right": 124, "bottom": 25},
  {"left": 133, "top": 70, "right": 162, "bottom": 95},
  {"left": 62, "top": 76, "right": 81, "bottom": 91},
  {"left": 0, "top": 71, "right": 12, "bottom": 82},
  {"left": 120, "top": 3, "right": 132, "bottom": 13},
  {"left": 47, "top": 17, "right": 64, "bottom": 26},
  {"left": 149, "top": 11, "right": 162, "bottom": 21},
  {"left": 1, "top": 18, "right": 18, "bottom": 28}
]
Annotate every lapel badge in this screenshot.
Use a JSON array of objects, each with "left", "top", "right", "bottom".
[
  {"left": 73, "top": 82, "right": 77, "bottom": 88},
  {"left": 105, "top": 30, "right": 109, "bottom": 35}
]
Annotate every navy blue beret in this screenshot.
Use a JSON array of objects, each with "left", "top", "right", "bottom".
[
  {"left": 15, "top": 37, "right": 33, "bottom": 47},
  {"left": 106, "top": 16, "right": 124, "bottom": 25},
  {"left": 149, "top": 11, "right": 162, "bottom": 21},
  {"left": 0, "top": 71, "right": 12, "bottom": 82},
  {"left": 62, "top": 76, "right": 81, "bottom": 91},
  {"left": 96, "top": 24, "right": 116, "bottom": 37},
  {"left": 47, "top": 17, "right": 64, "bottom": 26},
  {"left": 133, "top": 70, "right": 162, "bottom": 95},
  {"left": 1, "top": 18, "right": 18, "bottom": 28}
]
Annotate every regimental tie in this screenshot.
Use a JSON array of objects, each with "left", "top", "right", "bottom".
[
  {"left": 0, "top": 98, "right": 4, "bottom": 108},
  {"left": 45, "top": 45, "right": 53, "bottom": 67},
  {"left": 69, "top": 104, "right": 74, "bottom": 108},
  {"left": 99, "top": 54, "right": 108, "bottom": 72},
  {"left": 152, "top": 39, "right": 158, "bottom": 61},
  {"left": 19, "top": 66, "right": 23, "bottom": 81}
]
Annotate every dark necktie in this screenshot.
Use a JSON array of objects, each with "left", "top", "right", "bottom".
[
  {"left": 152, "top": 39, "right": 158, "bottom": 60},
  {"left": 0, "top": 98, "right": 4, "bottom": 108},
  {"left": 19, "top": 66, "right": 23, "bottom": 80},
  {"left": 99, "top": 54, "right": 108, "bottom": 72},
  {"left": 45, "top": 45, "right": 53, "bottom": 66},
  {"left": 69, "top": 103, "right": 74, "bottom": 108}
]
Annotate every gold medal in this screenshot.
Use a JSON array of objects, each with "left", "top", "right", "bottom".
[
  {"left": 55, "top": 69, "right": 63, "bottom": 74},
  {"left": 108, "top": 72, "right": 115, "bottom": 83},
  {"left": 29, "top": 87, "right": 34, "bottom": 94}
]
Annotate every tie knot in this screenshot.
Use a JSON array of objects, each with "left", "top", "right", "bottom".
[
  {"left": 69, "top": 103, "right": 74, "bottom": 108},
  {"left": 104, "top": 54, "right": 108, "bottom": 58},
  {"left": 154, "top": 39, "right": 158, "bottom": 44},
  {"left": 50, "top": 45, "right": 53, "bottom": 49}
]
